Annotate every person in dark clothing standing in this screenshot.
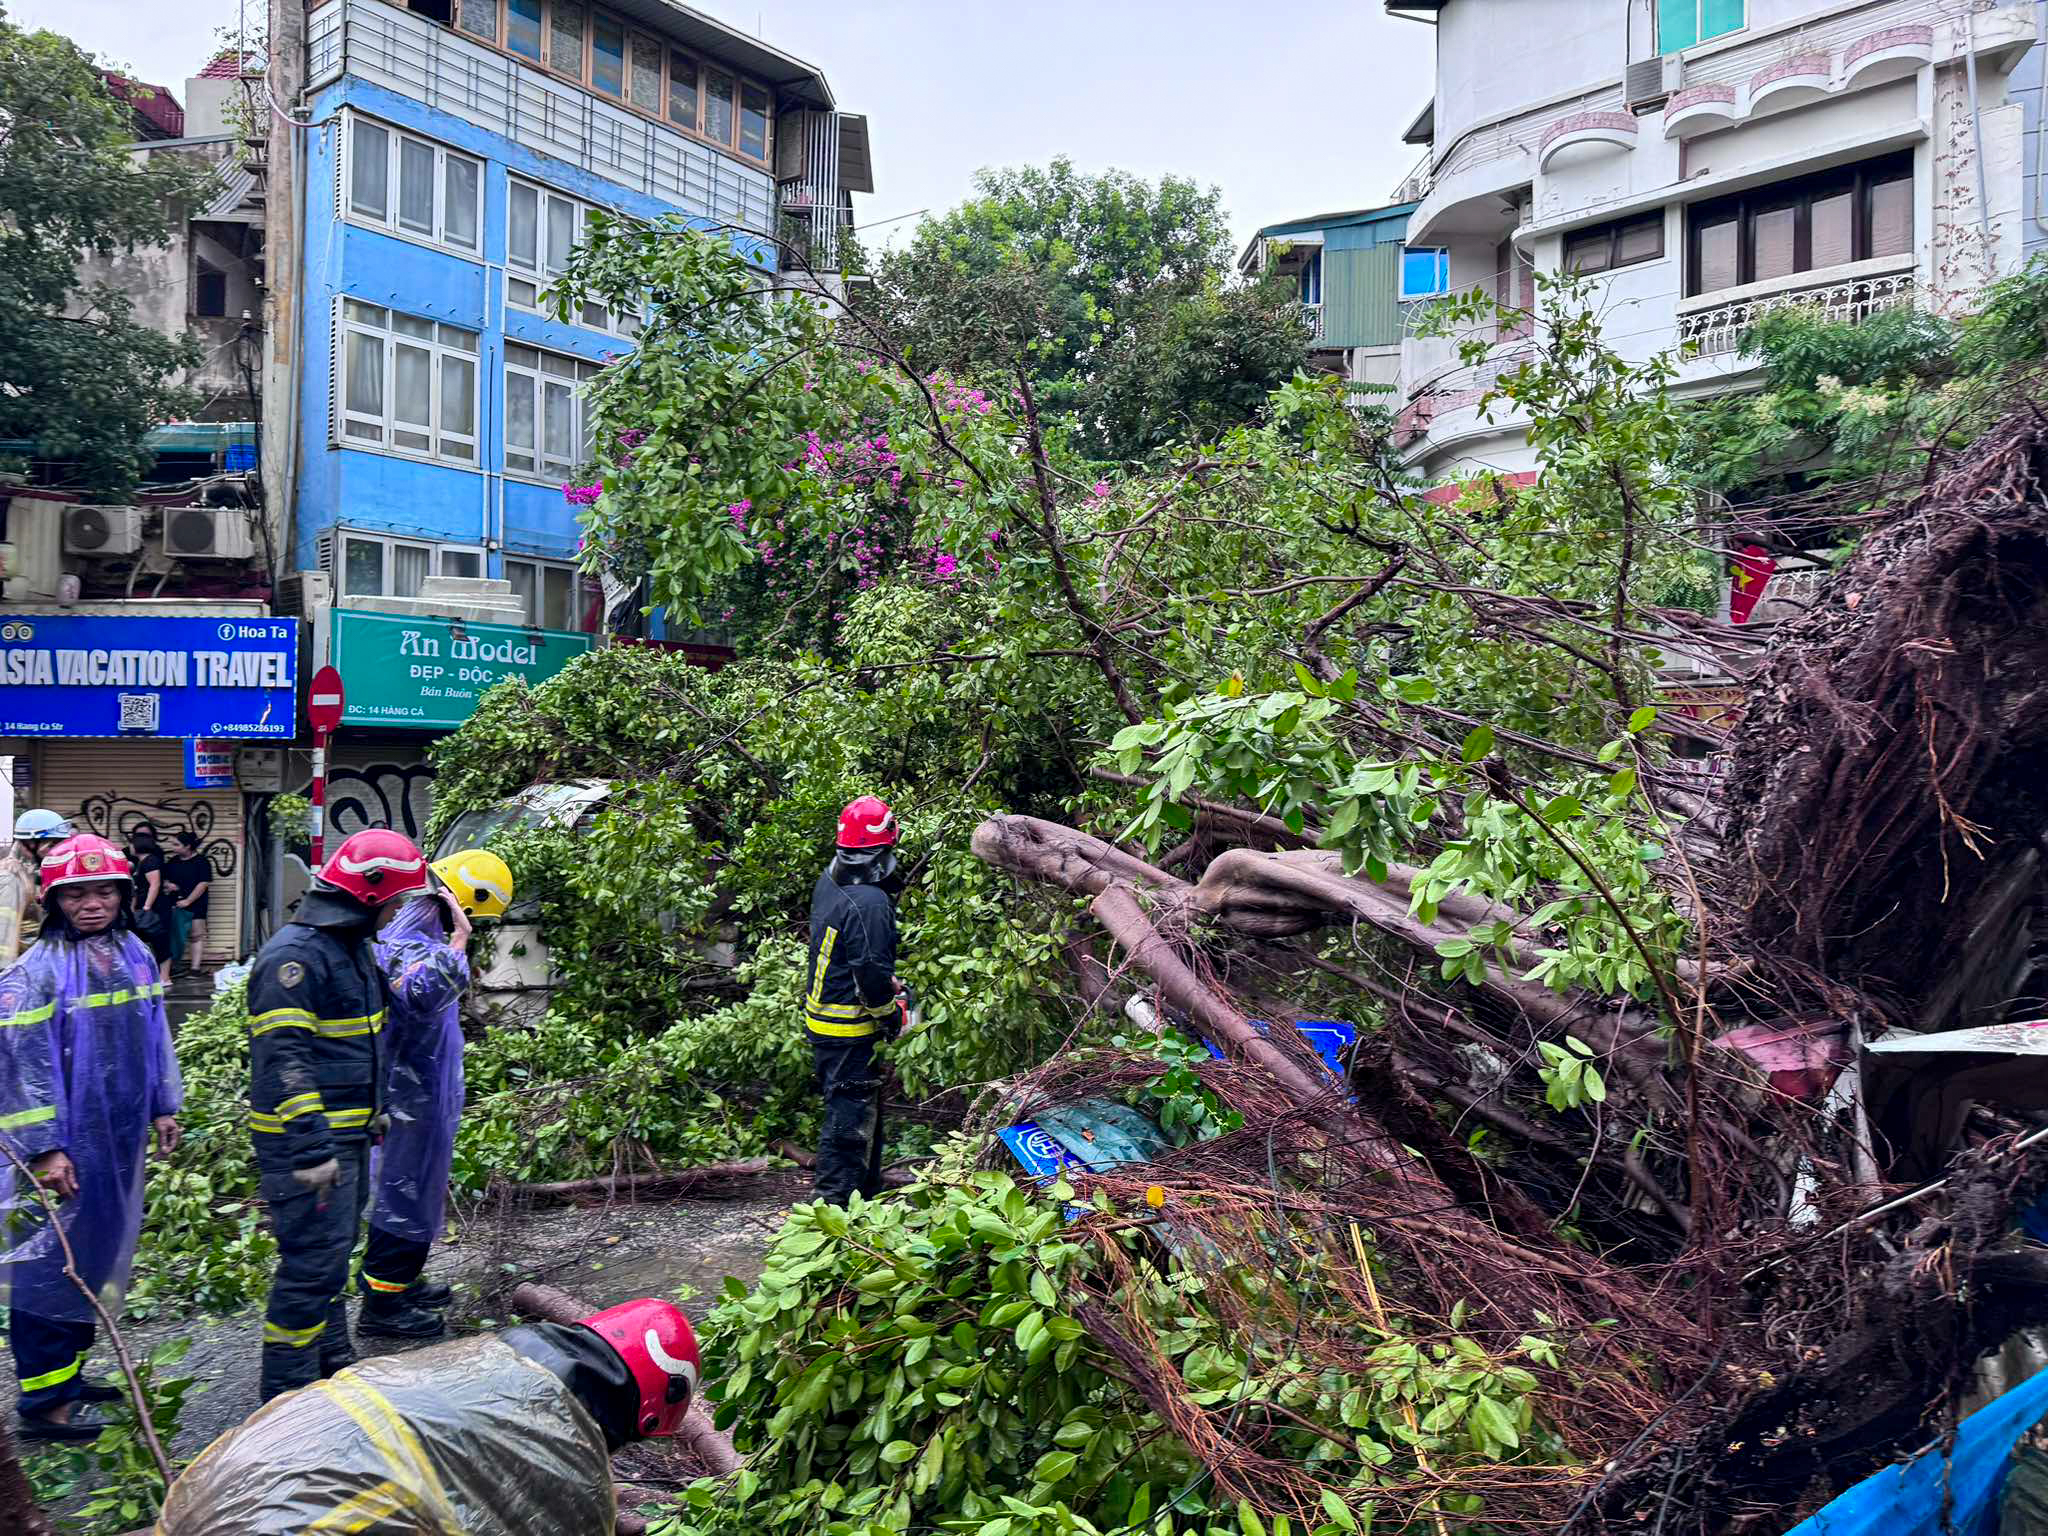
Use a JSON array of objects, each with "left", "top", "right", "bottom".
[
  {"left": 246, "top": 827, "right": 428, "bottom": 1404},
  {"left": 804, "top": 797, "right": 909, "bottom": 1206},
  {"left": 126, "top": 823, "right": 172, "bottom": 982},
  {"left": 165, "top": 830, "right": 211, "bottom": 976}
]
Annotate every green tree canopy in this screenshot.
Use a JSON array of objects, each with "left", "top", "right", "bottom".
[
  {"left": 865, "top": 157, "right": 1308, "bottom": 460},
  {"left": 0, "top": 8, "right": 204, "bottom": 496}
]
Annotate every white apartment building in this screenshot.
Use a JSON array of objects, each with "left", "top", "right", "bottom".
[{"left": 1387, "top": 0, "right": 2041, "bottom": 476}]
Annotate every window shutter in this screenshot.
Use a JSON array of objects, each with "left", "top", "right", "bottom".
[
  {"left": 328, "top": 299, "right": 343, "bottom": 446},
  {"left": 334, "top": 117, "right": 346, "bottom": 222},
  {"left": 1658, "top": 0, "right": 1698, "bottom": 53},
  {"left": 315, "top": 529, "right": 335, "bottom": 583}
]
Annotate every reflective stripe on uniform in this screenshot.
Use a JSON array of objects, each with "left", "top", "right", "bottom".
[
  {"left": 361, "top": 1271, "right": 410, "bottom": 1294},
  {"left": 0, "top": 1104, "right": 56, "bottom": 1131},
  {"left": 805, "top": 1014, "right": 878, "bottom": 1038},
  {"left": 79, "top": 983, "right": 164, "bottom": 1008},
  {"left": 263, "top": 1317, "right": 328, "bottom": 1348},
  {"left": 0, "top": 1002, "right": 55, "bottom": 1030},
  {"left": 18, "top": 1350, "right": 84, "bottom": 1394},
  {"left": 251, "top": 1007, "right": 386, "bottom": 1039},
  {"left": 314, "top": 1376, "right": 462, "bottom": 1532},
  {"left": 326, "top": 1106, "right": 375, "bottom": 1129},
  {"left": 251, "top": 1007, "right": 318, "bottom": 1036},
  {"left": 249, "top": 1091, "right": 327, "bottom": 1133},
  {"left": 306, "top": 1477, "right": 414, "bottom": 1533},
  {"left": 807, "top": 927, "right": 838, "bottom": 1012}
]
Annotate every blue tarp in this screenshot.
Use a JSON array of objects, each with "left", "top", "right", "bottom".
[{"left": 1785, "top": 1366, "right": 2048, "bottom": 1536}]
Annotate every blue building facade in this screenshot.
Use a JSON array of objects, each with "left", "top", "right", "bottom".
[{"left": 286, "top": 0, "right": 867, "bottom": 632}]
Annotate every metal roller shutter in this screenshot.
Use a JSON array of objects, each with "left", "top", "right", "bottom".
[{"left": 33, "top": 739, "right": 247, "bottom": 967}]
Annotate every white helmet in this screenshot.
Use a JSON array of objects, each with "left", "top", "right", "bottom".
[{"left": 15, "top": 809, "right": 74, "bottom": 841}]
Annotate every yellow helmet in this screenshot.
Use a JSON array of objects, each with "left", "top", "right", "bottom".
[{"left": 430, "top": 849, "right": 514, "bottom": 918}]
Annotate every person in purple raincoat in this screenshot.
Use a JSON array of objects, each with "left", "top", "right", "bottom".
[
  {"left": 355, "top": 849, "right": 508, "bottom": 1342},
  {"left": 0, "top": 834, "right": 181, "bottom": 1443}
]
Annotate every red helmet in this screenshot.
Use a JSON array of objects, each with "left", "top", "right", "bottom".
[
  {"left": 39, "top": 834, "right": 131, "bottom": 894},
  {"left": 578, "top": 1298, "right": 701, "bottom": 1438},
  {"left": 836, "top": 795, "right": 898, "bottom": 850},
  {"left": 316, "top": 828, "right": 429, "bottom": 908}
]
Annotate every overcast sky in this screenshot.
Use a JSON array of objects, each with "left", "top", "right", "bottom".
[{"left": 6, "top": 0, "right": 1436, "bottom": 251}]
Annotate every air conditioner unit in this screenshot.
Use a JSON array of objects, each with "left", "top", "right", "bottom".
[
  {"left": 273, "top": 569, "right": 332, "bottom": 619},
  {"left": 62, "top": 505, "right": 143, "bottom": 556},
  {"left": 1626, "top": 53, "right": 1683, "bottom": 112},
  {"left": 162, "top": 506, "right": 257, "bottom": 561}
]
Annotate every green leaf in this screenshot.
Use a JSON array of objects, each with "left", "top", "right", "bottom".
[
  {"left": 1239, "top": 1500, "right": 1268, "bottom": 1536},
  {"left": 881, "top": 1440, "right": 918, "bottom": 1465},
  {"left": 1470, "top": 1393, "right": 1521, "bottom": 1449},
  {"left": 1320, "top": 1491, "right": 1356, "bottom": 1531},
  {"left": 1608, "top": 767, "right": 1638, "bottom": 798},
  {"left": 1460, "top": 725, "right": 1494, "bottom": 763},
  {"left": 1029, "top": 1269, "right": 1059, "bottom": 1309},
  {"left": 1595, "top": 739, "right": 1624, "bottom": 764},
  {"left": 1540, "top": 794, "right": 1582, "bottom": 824},
  {"left": 1627, "top": 705, "right": 1658, "bottom": 733},
  {"left": 1034, "top": 1451, "right": 1078, "bottom": 1483}
]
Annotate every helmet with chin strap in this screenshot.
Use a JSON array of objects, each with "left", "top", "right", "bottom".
[
  {"left": 576, "top": 1297, "right": 701, "bottom": 1439},
  {"left": 316, "top": 828, "right": 430, "bottom": 908}
]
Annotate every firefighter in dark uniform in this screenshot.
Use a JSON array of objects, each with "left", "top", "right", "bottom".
[
  {"left": 247, "top": 827, "right": 429, "bottom": 1403},
  {"left": 804, "top": 796, "right": 910, "bottom": 1206}
]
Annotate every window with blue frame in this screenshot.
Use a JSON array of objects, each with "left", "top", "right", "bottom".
[
  {"left": 1659, "top": 0, "right": 1743, "bottom": 54},
  {"left": 1299, "top": 249, "right": 1323, "bottom": 307},
  {"left": 1399, "top": 245, "right": 1450, "bottom": 300}
]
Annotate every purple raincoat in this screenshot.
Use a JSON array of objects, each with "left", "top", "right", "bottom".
[
  {"left": 368, "top": 895, "right": 469, "bottom": 1244},
  {"left": 0, "top": 929, "right": 181, "bottom": 1321}
]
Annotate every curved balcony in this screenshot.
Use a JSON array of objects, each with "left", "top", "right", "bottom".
[
  {"left": 1748, "top": 53, "right": 1833, "bottom": 118},
  {"left": 1538, "top": 111, "right": 1639, "bottom": 172},
  {"left": 1407, "top": 147, "right": 1534, "bottom": 246},
  {"left": 1663, "top": 83, "right": 1738, "bottom": 140},
  {"left": 1843, "top": 24, "right": 1936, "bottom": 89}
]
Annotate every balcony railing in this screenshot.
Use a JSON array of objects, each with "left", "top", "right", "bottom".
[
  {"left": 309, "top": 0, "right": 775, "bottom": 235},
  {"left": 1303, "top": 303, "right": 1325, "bottom": 343},
  {"left": 1677, "top": 267, "right": 1917, "bottom": 356}
]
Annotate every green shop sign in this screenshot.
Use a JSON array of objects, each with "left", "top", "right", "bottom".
[{"left": 330, "top": 610, "right": 592, "bottom": 729}]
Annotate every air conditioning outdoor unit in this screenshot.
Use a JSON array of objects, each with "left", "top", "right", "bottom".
[
  {"left": 1626, "top": 53, "right": 1683, "bottom": 112},
  {"left": 62, "top": 505, "right": 144, "bottom": 556},
  {"left": 162, "top": 505, "right": 257, "bottom": 561}
]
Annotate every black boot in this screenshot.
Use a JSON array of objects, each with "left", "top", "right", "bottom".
[
  {"left": 18, "top": 1406, "right": 109, "bottom": 1443},
  {"left": 319, "top": 1296, "right": 356, "bottom": 1376},
  {"left": 259, "top": 1342, "right": 322, "bottom": 1404},
  {"left": 356, "top": 1295, "right": 446, "bottom": 1341},
  {"left": 403, "top": 1276, "right": 453, "bottom": 1309}
]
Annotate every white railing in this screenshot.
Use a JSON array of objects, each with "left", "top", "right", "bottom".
[
  {"left": 1678, "top": 268, "right": 1917, "bottom": 356},
  {"left": 311, "top": 0, "right": 776, "bottom": 235},
  {"left": 1304, "top": 303, "right": 1325, "bottom": 342},
  {"left": 776, "top": 108, "right": 844, "bottom": 270},
  {"left": 1393, "top": 151, "right": 1435, "bottom": 205}
]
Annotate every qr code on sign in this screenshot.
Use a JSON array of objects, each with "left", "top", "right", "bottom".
[{"left": 117, "top": 694, "right": 160, "bottom": 732}]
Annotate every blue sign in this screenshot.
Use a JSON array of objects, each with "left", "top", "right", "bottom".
[
  {"left": 0, "top": 615, "right": 298, "bottom": 739},
  {"left": 185, "top": 739, "right": 236, "bottom": 788},
  {"left": 1205, "top": 1019, "right": 1358, "bottom": 1082}
]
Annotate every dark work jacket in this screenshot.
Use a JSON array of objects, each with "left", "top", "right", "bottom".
[
  {"left": 804, "top": 867, "right": 897, "bottom": 1039},
  {"left": 246, "top": 888, "right": 388, "bottom": 1173}
]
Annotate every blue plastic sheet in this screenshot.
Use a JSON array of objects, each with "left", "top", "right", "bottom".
[{"left": 1785, "top": 1366, "right": 2048, "bottom": 1536}]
